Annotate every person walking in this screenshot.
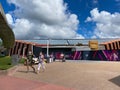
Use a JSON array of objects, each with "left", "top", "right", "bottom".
[
  {"left": 49, "top": 53, "right": 54, "bottom": 63},
  {"left": 26, "top": 51, "right": 36, "bottom": 73},
  {"left": 60, "top": 52, "right": 65, "bottom": 62},
  {"left": 37, "top": 52, "right": 46, "bottom": 73}
]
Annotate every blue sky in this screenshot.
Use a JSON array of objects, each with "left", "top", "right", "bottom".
[
  {"left": 0, "top": 0, "right": 120, "bottom": 39},
  {"left": 64, "top": 0, "right": 120, "bottom": 38}
]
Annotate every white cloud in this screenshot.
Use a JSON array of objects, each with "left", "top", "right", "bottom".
[
  {"left": 6, "top": 13, "right": 13, "bottom": 25},
  {"left": 86, "top": 8, "right": 120, "bottom": 38},
  {"left": 75, "top": 34, "right": 85, "bottom": 39},
  {"left": 7, "top": 0, "right": 83, "bottom": 39}
]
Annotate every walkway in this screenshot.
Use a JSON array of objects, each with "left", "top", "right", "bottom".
[
  {"left": 0, "top": 75, "right": 75, "bottom": 90},
  {"left": 1, "top": 61, "right": 120, "bottom": 90}
]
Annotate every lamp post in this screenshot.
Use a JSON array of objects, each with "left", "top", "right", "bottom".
[
  {"left": 39, "top": 35, "right": 50, "bottom": 57},
  {"left": 23, "top": 47, "right": 26, "bottom": 58},
  {"left": 47, "top": 39, "right": 49, "bottom": 57}
]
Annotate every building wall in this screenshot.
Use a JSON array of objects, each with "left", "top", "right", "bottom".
[
  {"left": 103, "top": 40, "right": 120, "bottom": 50},
  {"left": 9, "top": 40, "right": 120, "bottom": 61}
]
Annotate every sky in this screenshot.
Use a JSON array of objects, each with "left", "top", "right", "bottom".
[{"left": 0, "top": 0, "right": 120, "bottom": 40}]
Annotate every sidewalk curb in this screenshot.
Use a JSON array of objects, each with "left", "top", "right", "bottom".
[{"left": 0, "top": 64, "right": 21, "bottom": 76}]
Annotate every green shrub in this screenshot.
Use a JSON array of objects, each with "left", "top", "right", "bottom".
[{"left": 0, "top": 56, "right": 13, "bottom": 70}]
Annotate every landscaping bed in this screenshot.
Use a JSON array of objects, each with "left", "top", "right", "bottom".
[{"left": 0, "top": 56, "right": 13, "bottom": 70}]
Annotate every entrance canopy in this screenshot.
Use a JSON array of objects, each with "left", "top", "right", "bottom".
[{"left": 0, "top": 4, "right": 15, "bottom": 48}]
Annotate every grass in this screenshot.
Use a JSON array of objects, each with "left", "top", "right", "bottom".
[{"left": 0, "top": 56, "right": 13, "bottom": 70}]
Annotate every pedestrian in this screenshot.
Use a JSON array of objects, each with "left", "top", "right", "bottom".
[
  {"left": 26, "top": 51, "right": 36, "bottom": 73},
  {"left": 37, "top": 52, "right": 46, "bottom": 73},
  {"left": 60, "top": 52, "right": 65, "bottom": 62},
  {"left": 49, "top": 53, "right": 54, "bottom": 63}
]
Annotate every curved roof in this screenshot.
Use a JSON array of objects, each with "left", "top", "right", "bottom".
[{"left": 0, "top": 4, "right": 15, "bottom": 48}]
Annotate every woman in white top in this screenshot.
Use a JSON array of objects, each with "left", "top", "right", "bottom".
[{"left": 37, "top": 52, "right": 46, "bottom": 73}]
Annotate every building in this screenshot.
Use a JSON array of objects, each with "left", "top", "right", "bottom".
[{"left": 9, "top": 38, "right": 120, "bottom": 61}]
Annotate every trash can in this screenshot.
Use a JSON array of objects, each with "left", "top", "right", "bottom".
[
  {"left": 11, "top": 54, "right": 20, "bottom": 65},
  {"left": 46, "top": 56, "right": 50, "bottom": 63}
]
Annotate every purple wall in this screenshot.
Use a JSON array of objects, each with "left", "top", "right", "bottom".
[{"left": 52, "top": 50, "right": 120, "bottom": 61}]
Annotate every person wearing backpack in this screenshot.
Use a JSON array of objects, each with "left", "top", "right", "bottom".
[{"left": 26, "top": 51, "right": 36, "bottom": 73}]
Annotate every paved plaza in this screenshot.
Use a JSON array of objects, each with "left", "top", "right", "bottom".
[{"left": 1, "top": 60, "right": 120, "bottom": 90}]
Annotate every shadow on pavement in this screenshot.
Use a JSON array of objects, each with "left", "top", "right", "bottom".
[
  {"left": 109, "top": 75, "right": 120, "bottom": 87},
  {"left": 17, "top": 70, "right": 36, "bottom": 74}
]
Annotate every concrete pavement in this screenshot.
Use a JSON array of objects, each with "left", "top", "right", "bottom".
[
  {"left": 0, "top": 75, "right": 75, "bottom": 90},
  {"left": 1, "top": 61, "right": 120, "bottom": 90}
]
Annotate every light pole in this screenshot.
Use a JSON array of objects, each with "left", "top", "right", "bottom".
[
  {"left": 47, "top": 39, "right": 49, "bottom": 57},
  {"left": 23, "top": 47, "right": 26, "bottom": 58},
  {"left": 39, "top": 35, "right": 50, "bottom": 57}
]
